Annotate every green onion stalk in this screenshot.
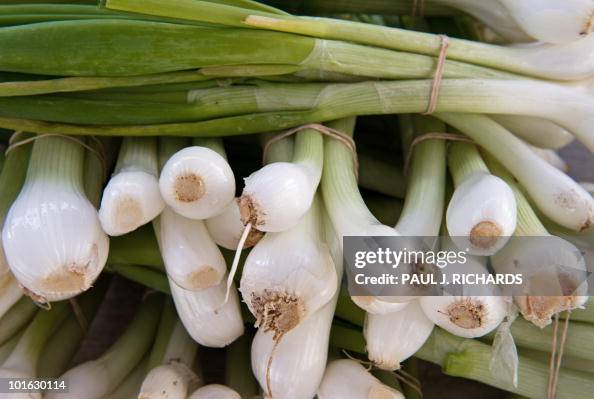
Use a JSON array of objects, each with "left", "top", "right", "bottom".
[
  {"left": 37, "top": 277, "right": 110, "bottom": 378},
  {"left": 358, "top": 153, "right": 406, "bottom": 198},
  {"left": 0, "top": 297, "right": 37, "bottom": 347},
  {"left": 3, "top": 79, "right": 594, "bottom": 158},
  {"left": 321, "top": 115, "right": 404, "bottom": 313},
  {"left": 0, "top": 19, "right": 508, "bottom": 79},
  {"left": 364, "top": 195, "right": 404, "bottom": 227},
  {"left": 138, "top": 298, "right": 200, "bottom": 399},
  {"left": 0, "top": 332, "right": 20, "bottom": 366},
  {"left": 100, "top": 356, "right": 148, "bottom": 399},
  {"left": 262, "top": 0, "right": 456, "bottom": 16},
  {"left": 486, "top": 318, "right": 594, "bottom": 368},
  {"left": 45, "top": 293, "right": 163, "bottom": 399},
  {"left": 105, "top": 0, "right": 594, "bottom": 80},
  {"left": 0, "top": 300, "right": 70, "bottom": 385},
  {"left": 0, "top": 132, "right": 32, "bottom": 317},
  {"left": 363, "top": 116, "right": 445, "bottom": 369}
]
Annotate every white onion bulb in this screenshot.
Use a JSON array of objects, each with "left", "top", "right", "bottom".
[
  {"left": 169, "top": 276, "right": 244, "bottom": 348},
  {"left": 364, "top": 300, "right": 434, "bottom": 370},
  {"left": 159, "top": 207, "right": 226, "bottom": 291},
  {"left": 240, "top": 198, "right": 337, "bottom": 338},
  {"left": 492, "top": 235, "right": 588, "bottom": 327},
  {"left": 98, "top": 137, "right": 164, "bottom": 236},
  {"left": 447, "top": 172, "right": 517, "bottom": 255},
  {"left": 188, "top": 384, "right": 240, "bottom": 399},
  {"left": 317, "top": 359, "right": 404, "bottom": 399},
  {"left": 3, "top": 170, "right": 108, "bottom": 302},
  {"left": 159, "top": 146, "right": 235, "bottom": 220}
]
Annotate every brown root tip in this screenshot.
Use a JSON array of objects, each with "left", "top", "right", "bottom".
[
  {"left": 251, "top": 290, "right": 304, "bottom": 340},
  {"left": 37, "top": 244, "right": 98, "bottom": 299},
  {"left": 469, "top": 220, "right": 502, "bottom": 250},
  {"left": 237, "top": 195, "right": 262, "bottom": 226},
  {"left": 517, "top": 295, "right": 579, "bottom": 328},
  {"left": 174, "top": 173, "right": 205, "bottom": 203},
  {"left": 187, "top": 266, "right": 221, "bottom": 290},
  {"left": 114, "top": 196, "right": 143, "bottom": 231},
  {"left": 445, "top": 299, "right": 486, "bottom": 329}
]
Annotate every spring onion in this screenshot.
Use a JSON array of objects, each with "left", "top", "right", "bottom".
[
  {"left": 139, "top": 300, "right": 199, "bottom": 399},
  {"left": 446, "top": 141, "right": 516, "bottom": 255},
  {"left": 168, "top": 279, "right": 244, "bottom": 348},
  {"left": 239, "top": 127, "right": 322, "bottom": 232},
  {"left": 250, "top": 206, "right": 342, "bottom": 399},
  {"left": 159, "top": 139, "right": 235, "bottom": 220},
  {"left": 158, "top": 207, "right": 227, "bottom": 291},
  {"left": 99, "top": 137, "right": 164, "bottom": 236},
  {"left": 320, "top": 117, "right": 406, "bottom": 314},
  {"left": 491, "top": 115, "right": 574, "bottom": 150},
  {"left": 2, "top": 136, "right": 109, "bottom": 302},
  {"left": 487, "top": 156, "right": 588, "bottom": 327},
  {"left": 240, "top": 194, "right": 337, "bottom": 337},
  {"left": 419, "top": 239, "right": 508, "bottom": 338}
]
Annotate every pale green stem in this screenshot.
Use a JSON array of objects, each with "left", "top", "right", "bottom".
[
  {"left": 0, "top": 298, "right": 38, "bottom": 346},
  {"left": 322, "top": 117, "right": 380, "bottom": 235},
  {"left": 115, "top": 137, "right": 159, "bottom": 176},
  {"left": 158, "top": 137, "right": 191, "bottom": 170},
  {"left": 448, "top": 141, "right": 489, "bottom": 186},
  {"left": 483, "top": 153, "right": 548, "bottom": 236},
  {"left": 395, "top": 115, "right": 446, "bottom": 236},
  {"left": 358, "top": 153, "right": 405, "bottom": 198},
  {"left": 26, "top": 136, "right": 84, "bottom": 190},
  {"left": 92, "top": 293, "right": 162, "bottom": 388},
  {"left": 192, "top": 137, "right": 227, "bottom": 159},
  {"left": 2, "top": 301, "right": 69, "bottom": 376}
]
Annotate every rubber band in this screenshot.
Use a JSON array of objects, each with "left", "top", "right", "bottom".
[
  {"left": 422, "top": 35, "right": 450, "bottom": 115},
  {"left": 403, "top": 132, "right": 474, "bottom": 176},
  {"left": 263, "top": 123, "right": 358, "bottom": 178},
  {"left": 5, "top": 132, "right": 107, "bottom": 182}
]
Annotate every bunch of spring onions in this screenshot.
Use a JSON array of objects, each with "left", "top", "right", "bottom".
[{"left": 0, "top": 0, "right": 594, "bottom": 398}]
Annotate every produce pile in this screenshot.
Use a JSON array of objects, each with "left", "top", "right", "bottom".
[{"left": 1, "top": 0, "right": 594, "bottom": 398}]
